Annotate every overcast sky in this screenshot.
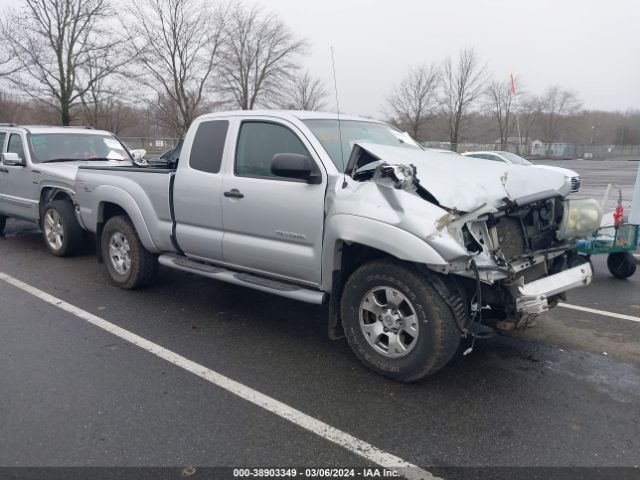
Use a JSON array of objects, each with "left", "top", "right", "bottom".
[{"left": 1, "top": 0, "right": 638, "bottom": 118}]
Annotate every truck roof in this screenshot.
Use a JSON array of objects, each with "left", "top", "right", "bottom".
[{"left": 196, "top": 110, "right": 381, "bottom": 124}]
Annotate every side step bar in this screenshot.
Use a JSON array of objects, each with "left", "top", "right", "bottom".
[{"left": 158, "top": 254, "right": 326, "bottom": 305}]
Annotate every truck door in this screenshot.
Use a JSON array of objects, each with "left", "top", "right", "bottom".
[
  {"left": 221, "top": 119, "right": 326, "bottom": 286},
  {"left": 1, "top": 133, "right": 38, "bottom": 219},
  {"left": 173, "top": 119, "right": 229, "bottom": 262}
]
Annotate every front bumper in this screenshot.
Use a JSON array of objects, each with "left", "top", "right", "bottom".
[{"left": 515, "top": 263, "right": 592, "bottom": 315}]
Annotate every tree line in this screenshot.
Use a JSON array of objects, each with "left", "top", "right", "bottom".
[
  {"left": 384, "top": 48, "right": 640, "bottom": 149},
  {"left": 0, "top": 0, "right": 328, "bottom": 136},
  {"left": 0, "top": 0, "right": 638, "bottom": 148}
]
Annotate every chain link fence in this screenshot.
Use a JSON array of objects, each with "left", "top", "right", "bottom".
[
  {"left": 424, "top": 141, "right": 640, "bottom": 160},
  {"left": 120, "top": 137, "right": 181, "bottom": 155}
]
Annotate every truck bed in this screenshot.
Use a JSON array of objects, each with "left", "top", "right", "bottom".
[{"left": 76, "top": 165, "right": 177, "bottom": 253}]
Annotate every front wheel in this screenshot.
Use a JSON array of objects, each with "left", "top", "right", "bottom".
[
  {"left": 41, "top": 200, "right": 83, "bottom": 256},
  {"left": 607, "top": 252, "right": 636, "bottom": 279},
  {"left": 340, "top": 259, "right": 461, "bottom": 382},
  {"left": 101, "top": 215, "right": 158, "bottom": 289}
]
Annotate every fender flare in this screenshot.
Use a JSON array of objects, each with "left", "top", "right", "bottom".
[
  {"left": 321, "top": 214, "right": 448, "bottom": 291},
  {"left": 92, "top": 185, "right": 159, "bottom": 253}
]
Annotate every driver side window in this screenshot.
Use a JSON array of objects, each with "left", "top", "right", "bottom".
[
  {"left": 7, "top": 134, "right": 25, "bottom": 159},
  {"left": 235, "top": 121, "right": 310, "bottom": 179}
]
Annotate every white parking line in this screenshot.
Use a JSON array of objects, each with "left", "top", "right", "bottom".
[
  {"left": 559, "top": 303, "right": 640, "bottom": 324},
  {"left": 0, "top": 271, "right": 437, "bottom": 480}
]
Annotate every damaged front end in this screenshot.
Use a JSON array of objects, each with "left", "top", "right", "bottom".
[
  {"left": 443, "top": 195, "right": 599, "bottom": 326},
  {"left": 347, "top": 144, "right": 602, "bottom": 327}
]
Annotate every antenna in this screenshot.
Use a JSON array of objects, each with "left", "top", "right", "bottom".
[{"left": 330, "top": 46, "right": 347, "bottom": 187}]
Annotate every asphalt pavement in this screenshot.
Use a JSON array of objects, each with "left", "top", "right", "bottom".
[{"left": 1, "top": 158, "right": 639, "bottom": 479}]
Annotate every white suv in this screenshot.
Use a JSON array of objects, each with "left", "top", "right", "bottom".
[{"left": 0, "top": 124, "right": 133, "bottom": 255}]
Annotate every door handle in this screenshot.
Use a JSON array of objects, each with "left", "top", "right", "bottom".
[
  {"left": 0, "top": 167, "right": 8, "bottom": 173},
  {"left": 224, "top": 189, "right": 244, "bottom": 199}
]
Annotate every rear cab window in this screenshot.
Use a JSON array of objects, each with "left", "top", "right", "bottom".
[{"left": 189, "top": 120, "right": 229, "bottom": 174}]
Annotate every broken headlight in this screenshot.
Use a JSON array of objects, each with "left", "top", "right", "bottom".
[{"left": 556, "top": 198, "right": 602, "bottom": 240}]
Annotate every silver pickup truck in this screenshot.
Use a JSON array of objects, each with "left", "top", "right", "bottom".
[
  {"left": 0, "top": 124, "right": 135, "bottom": 255},
  {"left": 74, "top": 110, "right": 601, "bottom": 381}
]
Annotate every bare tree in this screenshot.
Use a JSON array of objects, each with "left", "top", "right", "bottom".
[
  {"left": 440, "top": 47, "right": 487, "bottom": 151},
  {"left": 385, "top": 63, "right": 440, "bottom": 142},
  {"left": 220, "top": 4, "right": 308, "bottom": 110},
  {"left": 125, "top": 0, "right": 228, "bottom": 136},
  {"left": 539, "top": 85, "right": 582, "bottom": 149},
  {"left": 0, "top": 54, "right": 21, "bottom": 78},
  {"left": 1, "top": 0, "right": 124, "bottom": 125},
  {"left": 485, "top": 79, "right": 516, "bottom": 149},
  {"left": 279, "top": 70, "right": 328, "bottom": 111}
]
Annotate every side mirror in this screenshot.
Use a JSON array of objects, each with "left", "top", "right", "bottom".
[
  {"left": 2, "top": 152, "right": 25, "bottom": 166},
  {"left": 130, "top": 149, "right": 146, "bottom": 160},
  {"left": 271, "top": 153, "right": 321, "bottom": 184}
]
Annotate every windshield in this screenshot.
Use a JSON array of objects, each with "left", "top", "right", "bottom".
[
  {"left": 499, "top": 151, "right": 533, "bottom": 166},
  {"left": 303, "top": 119, "right": 423, "bottom": 171},
  {"left": 28, "top": 133, "right": 131, "bottom": 163}
]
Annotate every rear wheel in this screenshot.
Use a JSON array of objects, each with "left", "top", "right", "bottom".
[
  {"left": 41, "top": 200, "right": 83, "bottom": 256},
  {"left": 101, "top": 215, "right": 158, "bottom": 289},
  {"left": 0, "top": 215, "right": 6, "bottom": 236},
  {"left": 340, "top": 259, "right": 461, "bottom": 382},
  {"left": 607, "top": 252, "right": 636, "bottom": 279}
]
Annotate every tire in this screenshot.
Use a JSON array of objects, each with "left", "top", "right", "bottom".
[
  {"left": 607, "top": 252, "right": 637, "bottom": 279},
  {"left": 567, "top": 253, "right": 593, "bottom": 273},
  {"left": 0, "top": 215, "right": 6, "bottom": 236},
  {"left": 41, "top": 200, "right": 83, "bottom": 256},
  {"left": 340, "top": 259, "right": 461, "bottom": 382},
  {"left": 101, "top": 215, "right": 158, "bottom": 289}
]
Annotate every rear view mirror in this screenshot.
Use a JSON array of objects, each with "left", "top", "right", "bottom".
[
  {"left": 2, "top": 152, "right": 25, "bottom": 166},
  {"left": 271, "top": 153, "right": 321, "bottom": 184}
]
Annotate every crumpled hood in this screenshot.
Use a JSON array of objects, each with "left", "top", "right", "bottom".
[
  {"left": 36, "top": 160, "right": 132, "bottom": 181},
  {"left": 354, "top": 143, "right": 568, "bottom": 211}
]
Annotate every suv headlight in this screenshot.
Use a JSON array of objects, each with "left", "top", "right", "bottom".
[{"left": 557, "top": 198, "right": 602, "bottom": 240}]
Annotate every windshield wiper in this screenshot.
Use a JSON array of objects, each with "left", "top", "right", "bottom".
[{"left": 40, "top": 158, "right": 77, "bottom": 163}]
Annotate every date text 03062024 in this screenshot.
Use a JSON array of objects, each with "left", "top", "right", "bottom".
[{"left": 232, "top": 468, "right": 400, "bottom": 478}]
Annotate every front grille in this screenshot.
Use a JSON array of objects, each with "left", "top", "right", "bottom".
[{"left": 571, "top": 176, "right": 581, "bottom": 193}]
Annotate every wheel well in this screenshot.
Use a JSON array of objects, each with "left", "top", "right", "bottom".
[
  {"left": 39, "top": 188, "right": 73, "bottom": 217},
  {"left": 96, "top": 202, "right": 129, "bottom": 263},
  {"left": 328, "top": 241, "right": 393, "bottom": 340},
  {"left": 100, "top": 202, "right": 128, "bottom": 224},
  {"left": 340, "top": 242, "right": 390, "bottom": 281}
]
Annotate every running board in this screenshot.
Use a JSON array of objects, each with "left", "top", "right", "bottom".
[{"left": 158, "top": 254, "right": 326, "bottom": 305}]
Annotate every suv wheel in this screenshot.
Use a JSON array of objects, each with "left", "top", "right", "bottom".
[
  {"left": 340, "top": 259, "right": 461, "bottom": 382},
  {"left": 101, "top": 215, "right": 157, "bottom": 289},
  {"left": 41, "top": 200, "right": 83, "bottom": 256}
]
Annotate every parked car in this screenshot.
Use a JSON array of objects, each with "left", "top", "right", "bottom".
[
  {"left": 74, "top": 111, "right": 601, "bottom": 381},
  {"left": 461, "top": 151, "right": 581, "bottom": 193},
  {"left": 0, "top": 124, "right": 134, "bottom": 255}
]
